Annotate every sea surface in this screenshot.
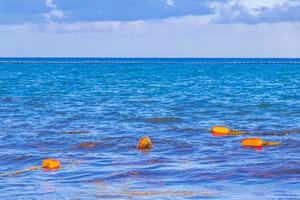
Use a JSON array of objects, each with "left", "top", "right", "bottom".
[{"left": 0, "top": 58, "right": 299, "bottom": 199}]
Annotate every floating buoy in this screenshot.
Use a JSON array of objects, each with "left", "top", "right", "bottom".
[
  {"left": 211, "top": 126, "right": 247, "bottom": 136},
  {"left": 137, "top": 136, "right": 153, "bottom": 150},
  {"left": 42, "top": 159, "right": 61, "bottom": 170},
  {"left": 241, "top": 138, "right": 280, "bottom": 147},
  {"left": 211, "top": 126, "right": 230, "bottom": 135},
  {"left": 0, "top": 158, "right": 61, "bottom": 176},
  {"left": 241, "top": 138, "right": 263, "bottom": 147}
]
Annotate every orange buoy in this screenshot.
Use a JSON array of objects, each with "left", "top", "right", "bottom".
[
  {"left": 1, "top": 159, "right": 61, "bottom": 176},
  {"left": 137, "top": 136, "right": 153, "bottom": 150},
  {"left": 42, "top": 159, "right": 61, "bottom": 170},
  {"left": 241, "top": 138, "right": 280, "bottom": 147},
  {"left": 241, "top": 138, "right": 264, "bottom": 147},
  {"left": 211, "top": 126, "right": 247, "bottom": 136},
  {"left": 211, "top": 126, "right": 230, "bottom": 135}
]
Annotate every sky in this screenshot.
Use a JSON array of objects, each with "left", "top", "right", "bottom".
[{"left": 0, "top": 0, "right": 300, "bottom": 57}]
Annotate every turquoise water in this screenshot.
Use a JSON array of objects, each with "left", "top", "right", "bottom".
[{"left": 0, "top": 58, "right": 299, "bottom": 199}]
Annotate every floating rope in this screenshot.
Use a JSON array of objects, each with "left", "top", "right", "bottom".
[
  {"left": 263, "top": 141, "right": 280, "bottom": 146},
  {"left": 228, "top": 130, "right": 248, "bottom": 135},
  {"left": 261, "top": 130, "right": 300, "bottom": 136},
  {"left": 0, "top": 159, "right": 61, "bottom": 177},
  {"left": 0, "top": 166, "right": 40, "bottom": 176}
]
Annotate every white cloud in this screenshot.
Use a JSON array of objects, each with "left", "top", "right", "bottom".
[
  {"left": 45, "top": 20, "right": 147, "bottom": 32},
  {"left": 45, "top": 0, "right": 64, "bottom": 23},
  {"left": 45, "top": 0, "right": 56, "bottom": 8},
  {"left": 43, "top": 15, "right": 216, "bottom": 32},
  {"left": 209, "top": 0, "right": 300, "bottom": 19},
  {"left": 166, "top": 0, "right": 175, "bottom": 7},
  {"left": 1, "top": 15, "right": 300, "bottom": 57},
  {"left": 237, "top": 0, "right": 299, "bottom": 10},
  {"left": 44, "top": 16, "right": 213, "bottom": 33}
]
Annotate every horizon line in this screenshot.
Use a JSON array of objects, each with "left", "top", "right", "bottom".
[{"left": 1, "top": 57, "right": 300, "bottom": 59}]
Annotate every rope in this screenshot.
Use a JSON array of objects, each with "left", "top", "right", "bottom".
[
  {"left": 263, "top": 141, "right": 280, "bottom": 146},
  {"left": 228, "top": 130, "right": 248, "bottom": 135},
  {"left": 0, "top": 166, "right": 40, "bottom": 176}
]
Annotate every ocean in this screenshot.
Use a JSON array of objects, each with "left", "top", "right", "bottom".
[{"left": 0, "top": 58, "right": 299, "bottom": 199}]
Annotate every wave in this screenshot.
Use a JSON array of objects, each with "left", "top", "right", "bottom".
[{"left": 144, "top": 117, "right": 181, "bottom": 123}]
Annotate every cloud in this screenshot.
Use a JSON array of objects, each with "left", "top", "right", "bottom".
[
  {"left": 45, "top": 0, "right": 64, "bottom": 23},
  {"left": 1, "top": 16, "right": 300, "bottom": 57},
  {"left": 208, "top": 0, "right": 300, "bottom": 23},
  {"left": 1, "top": 0, "right": 299, "bottom": 25},
  {"left": 166, "top": 0, "right": 175, "bottom": 7},
  {"left": 45, "top": 20, "right": 145, "bottom": 32},
  {"left": 209, "top": 0, "right": 299, "bottom": 14},
  {"left": 43, "top": 15, "right": 216, "bottom": 32},
  {"left": 54, "top": 0, "right": 211, "bottom": 23},
  {"left": 45, "top": 0, "right": 56, "bottom": 8},
  {"left": 0, "top": 1, "right": 299, "bottom": 57}
]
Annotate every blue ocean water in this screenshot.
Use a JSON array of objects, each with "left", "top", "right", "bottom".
[{"left": 0, "top": 58, "right": 299, "bottom": 199}]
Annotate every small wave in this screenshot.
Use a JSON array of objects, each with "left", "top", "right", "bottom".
[
  {"left": 127, "top": 99, "right": 159, "bottom": 104},
  {"left": 63, "top": 131, "right": 91, "bottom": 134},
  {"left": 144, "top": 117, "right": 181, "bottom": 123},
  {"left": 168, "top": 126, "right": 201, "bottom": 132}
]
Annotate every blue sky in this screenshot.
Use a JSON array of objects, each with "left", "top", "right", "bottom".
[{"left": 0, "top": 0, "right": 300, "bottom": 57}]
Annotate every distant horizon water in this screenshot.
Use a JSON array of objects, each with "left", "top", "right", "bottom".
[
  {"left": 1, "top": 57, "right": 300, "bottom": 59},
  {"left": 1, "top": 57, "right": 300, "bottom": 64}
]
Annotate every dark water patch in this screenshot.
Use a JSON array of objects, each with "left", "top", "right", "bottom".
[
  {"left": 237, "top": 166, "right": 300, "bottom": 180},
  {"left": 170, "top": 106, "right": 185, "bottom": 112},
  {"left": 116, "top": 190, "right": 217, "bottom": 198},
  {"left": 261, "top": 130, "right": 300, "bottom": 136},
  {"left": 261, "top": 168, "right": 300, "bottom": 178},
  {"left": 144, "top": 117, "right": 181, "bottom": 124},
  {"left": 104, "top": 170, "right": 150, "bottom": 181},
  {"left": 127, "top": 99, "right": 160, "bottom": 104},
  {"left": 63, "top": 131, "right": 91, "bottom": 135},
  {"left": 88, "top": 178, "right": 106, "bottom": 185},
  {"left": 73, "top": 142, "right": 102, "bottom": 149},
  {"left": 110, "top": 157, "right": 172, "bottom": 167},
  {"left": 121, "top": 117, "right": 143, "bottom": 123},
  {"left": 168, "top": 126, "right": 202, "bottom": 132},
  {"left": 232, "top": 110, "right": 249, "bottom": 116},
  {"left": 1, "top": 97, "right": 14, "bottom": 103},
  {"left": 0, "top": 108, "right": 19, "bottom": 112},
  {"left": 257, "top": 103, "right": 271, "bottom": 108}
]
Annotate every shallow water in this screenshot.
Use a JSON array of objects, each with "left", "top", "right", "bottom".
[{"left": 0, "top": 58, "right": 299, "bottom": 199}]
